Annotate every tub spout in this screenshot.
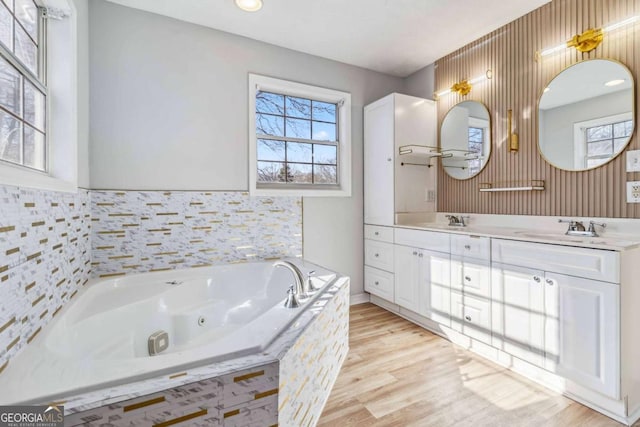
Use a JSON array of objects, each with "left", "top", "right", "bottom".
[{"left": 273, "top": 260, "right": 309, "bottom": 299}]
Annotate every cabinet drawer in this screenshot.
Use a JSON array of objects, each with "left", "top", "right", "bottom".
[
  {"left": 364, "top": 240, "right": 394, "bottom": 272},
  {"left": 451, "top": 234, "right": 490, "bottom": 260},
  {"left": 451, "top": 256, "right": 491, "bottom": 298},
  {"left": 364, "top": 224, "right": 394, "bottom": 243},
  {"left": 395, "top": 228, "right": 450, "bottom": 253},
  {"left": 492, "top": 239, "right": 619, "bottom": 283},
  {"left": 364, "top": 266, "right": 394, "bottom": 301},
  {"left": 451, "top": 291, "right": 491, "bottom": 345}
]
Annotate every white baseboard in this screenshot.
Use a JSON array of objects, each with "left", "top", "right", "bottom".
[{"left": 349, "top": 292, "right": 370, "bottom": 305}]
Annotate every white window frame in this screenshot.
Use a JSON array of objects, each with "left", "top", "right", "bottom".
[
  {"left": 248, "top": 73, "right": 351, "bottom": 197},
  {"left": 0, "top": 0, "right": 78, "bottom": 192},
  {"left": 573, "top": 112, "right": 633, "bottom": 169}
]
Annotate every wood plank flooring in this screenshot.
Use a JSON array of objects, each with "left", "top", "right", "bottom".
[{"left": 318, "top": 303, "right": 635, "bottom": 427}]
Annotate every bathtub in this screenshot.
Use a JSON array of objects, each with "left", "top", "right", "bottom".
[{"left": 0, "top": 259, "right": 337, "bottom": 405}]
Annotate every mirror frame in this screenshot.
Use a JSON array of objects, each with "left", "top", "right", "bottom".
[
  {"left": 537, "top": 58, "right": 636, "bottom": 172},
  {"left": 440, "top": 100, "right": 492, "bottom": 180}
]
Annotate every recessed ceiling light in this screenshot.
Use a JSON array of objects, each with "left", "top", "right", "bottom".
[
  {"left": 543, "top": 87, "right": 550, "bottom": 93},
  {"left": 605, "top": 79, "right": 625, "bottom": 87},
  {"left": 235, "top": 0, "right": 262, "bottom": 12}
]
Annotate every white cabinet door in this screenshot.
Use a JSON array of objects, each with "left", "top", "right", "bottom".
[
  {"left": 419, "top": 250, "right": 451, "bottom": 326},
  {"left": 544, "top": 273, "right": 620, "bottom": 399},
  {"left": 364, "top": 96, "right": 394, "bottom": 226},
  {"left": 394, "top": 245, "right": 420, "bottom": 312},
  {"left": 451, "top": 292, "right": 491, "bottom": 345},
  {"left": 364, "top": 266, "right": 394, "bottom": 302},
  {"left": 451, "top": 255, "right": 490, "bottom": 298},
  {"left": 491, "top": 263, "right": 545, "bottom": 367}
]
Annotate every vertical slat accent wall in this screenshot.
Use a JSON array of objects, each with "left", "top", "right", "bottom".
[{"left": 435, "top": 0, "right": 640, "bottom": 217}]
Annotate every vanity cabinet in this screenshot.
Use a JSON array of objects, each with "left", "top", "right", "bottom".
[
  {"left": 363, "top": 93, "right": 436, "bottom": 226},
  {"left": 492, "top": 239, "right": 620, "bottom": 399}
]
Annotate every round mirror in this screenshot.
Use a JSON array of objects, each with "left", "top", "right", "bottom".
[
  {"left": 441, "top": 101, "right": 492, "bottom": 180},
  {"left": 538, "top": 59, "right": 635, "bottom": 171}
]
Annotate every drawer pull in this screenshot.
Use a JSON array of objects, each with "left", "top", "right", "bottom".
[
  {"left": 465, "top": 315, "right": 472, "bottom": 322},
  {"left": 546, "top": 279, "right": 554, "bottom": 285},
  {"left": 464, "top": 276, "right": 471, "bottom": 282},
  {"left": 413, "top": 251, "right": 418, "bottom": 256},
  {"left": 418, "top": 253, "right": 423, "bottom": 258},
  {"left": 374, "top": 232, "right": 379, "bottom": 236},
  {"left": 374, "top": 253, "right": 379, "bottom": 258},
  {"left": 533, "top": 276, "right": 541, "bottom": 283},
  {"left": 464, "top": 244, "right": 471, "bottom": 250},
  {"left": 374, "top": 281, "right": 379, "bottom": 285}
]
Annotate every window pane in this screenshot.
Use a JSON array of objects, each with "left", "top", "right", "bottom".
[
  {"left": 14, "top": 23, "right": 36, "bottom": 74},
  {"left": 614, "top": 138, "right": 628, "bottom": 153},
  {"left": 613, "top": 120, "right": 633, "bottom": 138},
  {"left": 23, "top": 123, "right": 44, "bottom": 170},
  {"left": 587, "top": 157, "right": 608, "bottom": 168},
  {"left": 285, "top": 117, "right": 311, "bottom": 139},
  {"left": 257, "top": 139, "right": 285, "bottom": 162},
  {"left": 285, "top": 96, "right": 311, "bottom": 119},
  {"left": 286, "top": 142, "right": 312, "bottom": 163},
  {"left": 312, "top": 101, "right": 336, "bottom": 123},
  {"left": 257, "top": 161, "right": 285, "bottom": 183},
  {"left": 586, "top": 125, "right": 612, "bottom": 142},
  {"left": 468, "top": 127, "right": 483, "bottom": 143},
  {"left": 312, "top": 121, "right": 336, "bottom": 141},
  {"left": 0, "top": 109, "right": 21, "bottom": 163},
  {"left": 0, "top": 55, "right": 21, "bottom": 115},
  {"left": 256, "top": 113, "right": 284, "bottom": 136},
  {"left": 24, "top": 79, "right": 44, "bottom": 131},
  {"left": 587, "top": 140, "right": 612, "bottom": 157},
  {"left": 256, "top": 91, "right": 284, "bottom": 115},
  {"left": 314, "top": 144, "right": 336, "bottom": 165},
  {"left": 0, "top": 3, "right": 12, "bottom": 50},
  {"left": 14, "top": 0, "right": 37, "bottom": 41},
  {"left": 313, "top": 164, "right": 337, "bottom": 184},
  {"left": 288, "top": 163, "right": 312, "bottom": 183}
]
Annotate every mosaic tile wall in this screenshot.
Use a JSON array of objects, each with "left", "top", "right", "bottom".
[
  {"left": 0, "top": 184, "right": 91, "bottom": 376},
  {"left": 279, "top": 282, "right": 350, "bottom": 426},
  {"left": 65, "top": 362, "right": 279, "bottom": 427},
  {"left": 91, "top": 191, "right": 303, "bottom": 278}
]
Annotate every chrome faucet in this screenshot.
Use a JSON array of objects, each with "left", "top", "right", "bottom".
[
  {"left": 558, "top": 219, "right": 606, "bottom": 237},
  {"left": 446, "top": 215, "right": 469, "bottom": 227},
  {"left": 273, "top": 260, "right": 310, "bottom": 301}
]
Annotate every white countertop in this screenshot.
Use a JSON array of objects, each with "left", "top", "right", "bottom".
[{"left": 394, "top": 222, "right": 640, "bottom": 251}]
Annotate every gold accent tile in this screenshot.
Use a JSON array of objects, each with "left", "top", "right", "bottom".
[
  {"left": 233, "top": 370, "right": 264, "bottom": 382},
  {"left": 150, "top": 268, "right": 171, "bottom": 272},
  {"left": 51, "top": 267, "right": 59, "bottom": 274},
  {"left": 52, "top": 306, "right": 63, "bottom": 317},
  {"left": 154, "top": 252, "right": 178, "bottom": 256},
  {"left": 156, "top": 212, "right": 178, "bottom": 216},
  {"left": 0, "top": 317, "right": 15, "bottom": 334},
  {"left": 255, "top": 388, "right": 278, "bottom": 400},
  {"left": 39, "top": 238, "right": 48, "bottom": 244},
  {"left": 6, "top": 336, "right": 19, "bottom": 352},
  {"left": 98, "top": 230, "right": 125, "bottom": 234},
  {"left": 108, "top": 255, "right": 134, "bottom": 260},
  {"left": 189, "top": 202, "right": 203, "bottom": 206},
  {"left": 197, "top": 211, "right": 218, "bottom": 215},
  {"left": 23, "top": 202, "right": 35, "bottom": 208},
  {"left": 153, "top": 409, "right": 207, "bottom": 427},
  {"left": 55, "top": 279, "right": 65, "bottom": 288},
  {"left": 108, "top": 213, "right": 134, "bottom": 217},
  {"left": 192, "top": 226, "right": 212, "bottom": 231},
  {"left": 148, "top": 228, "right": 171, "bottom": 232},
  {"left": 50, "top": 202, "right": 58, "bottom": 207},
  {"left": 168, "top": 372, "right": 187, "bottom": 379},
  {"left": 123, "top": 396, "right": 165, "bottom": 412},
  {"left": 27, "top": 327, "right": 41, "bottom": 344},
  {"left": 31, "top": 221, "right": 45, "bottom": 227},
  {"left": 209, "top": 220, "right": 223, "bottom": 224},
  {"left": 0, "top": 360, "right": 8, "bottom": 375},
  {"left": 55, "top": 218, "right": 65, "bottom": 223},
  {"left": 99, "top": 272, "right": 126, "bottom": 278},
  {"left": 189, "top": 239, "right": 204, "bottom": 244},
  {"left": 146, "top": 243, "right": 162, "bottom": 247},
  {"left": 70, "top": 290, "right": 78, "bottom": 299},
  {"left": 223, "top": 409, "right": 240, "bottom": 419},
  {"left": 123, "top": 265, "right": 141, "bottom": 269},
  {"left": 167, "top": 222, "right": 183, "bottom": 225},
  {"left": 5, "top": 247, "right": 19, "bottom": 256},
  {"left": 1, "top": 275, "right": 7, "bottom": 282},
  {"left": 96, "top": 246, "right": 115, "bottom": 250},
  {"left": 20, "top": 232, "right": 27, "bottom": 237},
  {"left": 235, "top": 210, "right": 254, "bottom": 213},
  {"left": 0, "top": 226, "right": 15, "bottom": 233},
  {"left": 227, "top": 201, "right": 241, "bottom": 205},
  {"left": 123, "top": 224, "right": 140, "bottom": 227},
  {"left": 39, "top": 310, "right": 48, "bottom": 320},
  {"left": 32, "top": 294, "right": 45, "bottom": 307}
]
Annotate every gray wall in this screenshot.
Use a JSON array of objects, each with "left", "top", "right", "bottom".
[
  {"left": 403, "top": 63, "right": 435, "bottom": 99},
  {"left": 75, "top": 0, "right": 90, "bottom": 188},
  {"left": 88, "top": 0, "right": 405, "bottom": 296}
]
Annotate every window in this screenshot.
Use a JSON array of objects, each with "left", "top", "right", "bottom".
[
  {"left": 573, "top": 112, "right": 633, "bottom": 169},
  {"left": 0, "top": 0, "right": 78, "bottom": 192},
  {"left": 585, "top": 119, "right": 633, "bottom": 168},
  {"left": 467, "top": 126, "right": 483, "bottom": 176},
  {"left": 249, "top": 74, "right": 351, "bottom": 197},
  {"left": 0, "top": 0, "right": 46, "bottom": 171}
]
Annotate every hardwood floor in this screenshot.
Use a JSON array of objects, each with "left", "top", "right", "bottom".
[{"left": 318, "top": 303, "right": 634, "bottom": 427}]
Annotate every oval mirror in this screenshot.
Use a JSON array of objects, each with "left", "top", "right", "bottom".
[
  {"left": 538, "top": 59, "right": 635, "bottom": 171},
  {"left": 441, "top": 101, "right": 492, "bottom": 179}
]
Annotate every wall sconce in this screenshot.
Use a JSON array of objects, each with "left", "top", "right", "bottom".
[
  {"left": 435, "top": 70, "right": 492, "bottom": 99},
  {"left": 507, "top": 109, "right": 519, "bottom": 153},
  {"left": 536, "top": 15, "right": 639, "bottom": 60}
]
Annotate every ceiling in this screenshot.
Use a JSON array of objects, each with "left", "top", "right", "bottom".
[
  {"left": 539, "top": 60, "right": 633, "bottom": 110},
  {"left": 103, "top": 0, "right": 551, "bottom": 77}
]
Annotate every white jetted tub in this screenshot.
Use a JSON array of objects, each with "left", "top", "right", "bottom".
[{"left": 0, "top": 259, "right": 337, "bottom": 404}]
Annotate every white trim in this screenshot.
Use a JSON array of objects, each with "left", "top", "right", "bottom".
[
  {"left": 248, "top": 73, "right": 352, "bottom": 197},
  {"left": 573, "top": 112, "right": 633, "bottom": 169},
  {"left": 0, "top": 0, "right": 77, "bottom": 193},
  {"left": 349, "top": 292, "right": 370, "bottom": 305}
]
